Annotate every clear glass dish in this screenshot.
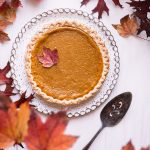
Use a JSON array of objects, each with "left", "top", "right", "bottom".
[{"left": 10, "top": 8, "right": 120, "bottom": 118}]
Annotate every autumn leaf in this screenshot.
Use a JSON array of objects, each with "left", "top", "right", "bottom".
[
  {"left": 122, "top": 141, "right": 135, "bottom": 150},
  {"left": 0, "top": 19, "right": 10, "bottom": 30},
  {"left": 0, "top": 95, "right": 11, "bottom": 111},
  {"left": 112, "top": 15, "right": 139, "bottom": 37},
  {"left": 25, "top": 111, "right": 78, "bottom": 150},
  {"left": 38, "top": 46, "right": 59, "bottom": 68},
  {"left": 112, "top": 0, "right": 122, "bottom": 8},
  {"left": 81, "top": 0, "right": 122, "bottom": 18},
  {"left": 92, "top": 0, "right": 109, "bottom": 19},
  {"left": 0, "top": 30, "right": 10, "bottom": 42},
  {"left": 81, "top": 0, "right": 90, "bottom": 6},
  {"left": 0, "top": 62, "right": 12, "bottom": 85},
  {"left": 10, "top": 0, "right": 22, "bottom": 9},
  {"left": 0, "top": 100, "right": 30, "bottom": 149},
  {"left": 127, "top": 0, "right": 150, "bottom": 37},
  {"left": 15, "top": 92, "right": 34, "bottom": 108},
  {"left": 0, "top": 2, "right": 16, "bottom": 23},
  {"left": 0, "top": 80, "right": 15, "bottom": 97}
]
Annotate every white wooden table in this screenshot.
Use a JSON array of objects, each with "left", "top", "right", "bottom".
[{"left": 1, "top": 0, "right": 150, "bottom": 150}]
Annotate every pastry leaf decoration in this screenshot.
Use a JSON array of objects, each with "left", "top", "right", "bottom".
[
  {"left": 112, "top": 15, "right": 139, "bottom": 37},
  {"left": 38, "top": 46, "right": 59, "bottom": 68}
]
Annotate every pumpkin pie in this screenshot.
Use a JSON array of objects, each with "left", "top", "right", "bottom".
[{"left": 26, "top": 21, "right": 109, "bottom": 105}]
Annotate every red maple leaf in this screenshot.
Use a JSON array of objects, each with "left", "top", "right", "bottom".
[
  {"left": 112, "top": 0, "right": 122, "bottom": 8},
  {"left": 0, "top": 62, "right": 12, "bottom": 85},
  {"left": 0, "top": 80, "right": 15, "bottom": 97},
  {"left": 38, "top": 46, "right": 59, "bottom": 68},
  {"left": 15, "top": 92, "right": 34, "bottom": 108},
  {"left": 10, "top": 0, "right": 22, "bottom": 9},
  {"left": 81, "top": 0, "right": 122, "bottom": 18},
  {"left": 81, "top": 0, "right": 90, "bottom": 6},
  {"left": 92, "top": 0, "right": 109, "bottom": 19},
  {"left": 25, "top": 111, "right": 78, "bottom": 150}
]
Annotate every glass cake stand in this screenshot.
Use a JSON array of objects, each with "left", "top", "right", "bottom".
[{"left": 10, "top": 8, "right": 120, "bottom": 118}]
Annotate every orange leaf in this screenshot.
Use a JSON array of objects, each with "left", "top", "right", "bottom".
[
  {"left": 0, "top": 19, "right": 11, "bottom": 30},
  {"left": 0, "top": 99, "right": 30, "bottom": 149},
  {"left": 122, "top": 141, "right": 135, "bottom": 150},
  {"left": 112, "top": 15, "right": 139, "bottom": 37},
  {"left": 0, "top": 30, "right": 10, "bottom": 42},
  {"left": 25, "top": 111, "right": 78, "bottom": 150}
]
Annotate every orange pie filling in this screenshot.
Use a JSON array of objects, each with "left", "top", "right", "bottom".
[{"left": 30, "top": 27, "right": 104, "bottom": 100}]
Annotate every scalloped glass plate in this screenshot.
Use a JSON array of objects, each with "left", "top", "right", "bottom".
[{"left": 10, "top": 8, "right": 120, "bottom": 118}]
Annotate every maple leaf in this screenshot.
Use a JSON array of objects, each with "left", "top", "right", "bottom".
[
  {"left": 0, "top": 2, "right": 16, "bottom": 23},
  {"left": 0, "top": 80, "right": 15, "bottom": 97},
  {"left": 15, "top": 92, "right": 34, "bottom": 108},
  {"left": 25, "top": 111, "right": 78, "bottom": 150},
  {"left": 0, "top": 62, "right": 12, "bottom": 85},
  {"left": 112, "top": 0, "right": 122, "bottom": 8},
  {"left": 81, "top": 0, "right": 122, "bottom": 18},
  {"left": 127, "top": 0, "right": 150, "bottom": 37},
  {"left": 0, "top": 19, "right": 10, "bottom": 30},
  {"left": 38, "top": 46, "right": 59, "bottom": 68},
  {"left": 81, "top": 0, "right": 90, "bottom": 6},
  {"left": 92, "top": 0, "right": 109, "bottom": 19},
  {"left": 0, "top": 101, "right": 30, "bottom": 149},
  {"left": 112, "top": 15, "right": 139, "bottom": 37},
  {"left": 0, "top": 95, "right": 11, "bottom": 111},
  {"left": 122, "top": 141, "right": 135, "bottom": 150},
  {"left": 11, "top": 0, "right": 22, "bottom": 9},
  {"left": 0, "top": 30, "right": 10, "bottom": 42}
]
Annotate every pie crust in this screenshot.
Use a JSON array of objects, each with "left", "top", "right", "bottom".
[{"left": 25, "top": 21, "right": 109, "bottom": 105}]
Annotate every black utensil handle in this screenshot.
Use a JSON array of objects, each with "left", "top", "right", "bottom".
[{"left": 82, "top": 126, "right": 105, "bottom": 150}]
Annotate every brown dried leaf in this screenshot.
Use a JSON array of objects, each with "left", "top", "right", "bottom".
[
  {"left": 112, "top": 15, "right": 139, "bottom": 37},
  {"left": 0, "top": 30, "right": 10, "bottom": 42}
]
